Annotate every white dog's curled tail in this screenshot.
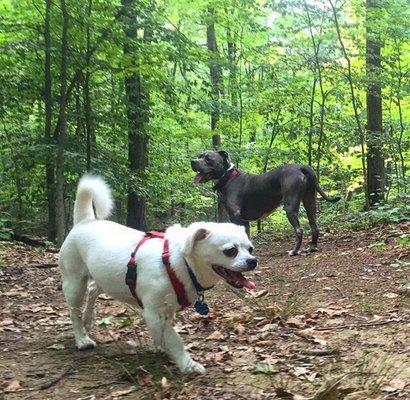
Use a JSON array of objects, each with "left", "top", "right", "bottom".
[{"left": 73, "top": 174, "right": 113, "bottom": 225}]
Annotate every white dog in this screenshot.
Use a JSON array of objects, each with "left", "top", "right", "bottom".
[{"left": 59, "top": 175, "right": 257, "bottom": 374}]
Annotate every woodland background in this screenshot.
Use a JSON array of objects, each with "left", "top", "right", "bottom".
[{"left": 0, "top": 0, "right": 409, "bottom": 244}]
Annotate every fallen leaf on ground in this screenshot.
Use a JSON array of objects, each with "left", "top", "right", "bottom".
[
  {"left": 285, "top": 315, "right": 306, "bottom": 328},
  {"left": 5, "top": 379, "right": 21, "bottom": 392},
  {"left": 383, "top": 292, "right": 398, "bottom": 299},
  {"left": 47, "top": 343, "right": 65, "bottom": 350},
  {"left": 234, "top": 323, "right": 245, "bottom": 335},
  {"left": 316, "top": 306, "right": 348, "bottom": 317},
  {"left": 206, "top": 330, "right": 224, "bottom": 340},
  {"left": 111, "top": 386, "right": 138, "bottom": 398},
  {"left": 293, "top": 366, "right": 309, "bottom": 376},
  {"left": 387, "top": 378, "right": 407, "bottom": 390},
  {"left": 161, "top": 376, "right": 170, "bottom": 389}
]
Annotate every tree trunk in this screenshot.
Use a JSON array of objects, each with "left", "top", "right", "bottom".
[
  {"left": 392, "top": 37, "right": 406, "bottom": 190},
  {"left": 84, "top": 0, "right": 93, "bottom": 172},
  {"left": 226, "top": 26, "right": 237, "bottom": 108},
  {"left": 122, "top": 0, "right": 148, "bottom": 231},
  {"left": 365, "top": 0, "right": 385, "bottom": 206},
  {"left": 303, "top": 0, "right": 326, "bottom": 179},
  {"left": 55, "top": 0, "right": 69, "bottom": 245},
  {"left": 329, "top": 0, "right": 368, "bottom": 209},
  {"left": 206, "top": 7, "right": 223, "bottom": 149},
  {"left": 44, "top": 0, "right": 56, "bottom": 242},
  {"left": 307, "top": 77, "right": 317, "bottom": 166}
]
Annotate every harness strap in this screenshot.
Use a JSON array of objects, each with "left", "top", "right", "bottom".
[
  {"left": 126, "top": 230, "right": 191, "bottom": 310},
  {"left": 162, "top": 239, "right": 191, "bottom": 309},
  {"left": 126, "top": 230, "right": 165, "bottom": 307}
]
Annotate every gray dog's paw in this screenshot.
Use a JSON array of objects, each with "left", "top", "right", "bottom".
[
  {"left": 306, "top": 245, "right": 318, "bottom": 253},
  {"left": 288, "top": 250, "right": 301, "bottom": 256}
]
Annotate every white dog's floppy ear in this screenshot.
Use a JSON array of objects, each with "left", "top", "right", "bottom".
[{"left": 182, "top": 227, "right": 210, "bottom": 255}]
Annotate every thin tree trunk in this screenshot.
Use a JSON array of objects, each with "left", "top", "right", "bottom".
[
  {"left": 307, "top": 77, "right": 317, "bottom": 166},
  {"left": 365, "top": 0, "right": 385, "bottom": 206},
  {"left": 55, "top": 0, "right": 69, "bottom": 245},
  {"left": 75, "top": 81, "right": 83, "bottom": 137},
  {"left": 303, "top": 0, "right": 326, "bottom": 179},
  {"left": 50, "top": 6, "right": 126, "bottom": 141},
  {"left": 329, "top": 0, "right": 368, "bottom": 209},
  {"left": 206, "top": 7, "right": 225, "bottom": 221},
  {"left": 84, "top": 0, "right": 93, "bottom": 171},
  {"left": 44, "top": 0, "right": 56, "bottom": 242},
  {"left": 206, "top": 7, "right": 223, "bottom": 149},
  {"left": 226, "top": 25, "right": 237, "bottom": 108},
  {"left": 393, "top": 37, "right": 406, "bottom": 191},
  {"left": 263, "top": 109, "right": 282, "bottom": 173},
  {"left": 122, "top": 0, "right": 148, "bottom": 231}
]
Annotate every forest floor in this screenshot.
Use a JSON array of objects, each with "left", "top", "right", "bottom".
[{"left": 1, "top": 222, "right": 409, "bottom": 400}]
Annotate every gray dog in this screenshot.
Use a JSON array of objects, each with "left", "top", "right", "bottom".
[{"left": 191, "top": 151, "right": 341, "bottom": 255}]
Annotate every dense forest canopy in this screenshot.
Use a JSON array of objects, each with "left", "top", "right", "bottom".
[{"left": 0, "top": 0, "right": 408, "bottom": 243}]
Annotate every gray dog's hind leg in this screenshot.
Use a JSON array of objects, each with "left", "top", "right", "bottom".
[
  {"left": 229, "top": 211, "right": 250, "bottom": 237},
  {"left": 303, "top": 195, "right": 319, "bottom": 252},
  {"left": 283, "top": 198, "right": 303, "bottom": 256}
]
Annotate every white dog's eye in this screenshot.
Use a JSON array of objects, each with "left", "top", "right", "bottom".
[
  {"left": 223, "top": 247, "right": 238, "bottom": 258},
  {"left": 248, "top": 247, "right": 254, "bottom": 254}
]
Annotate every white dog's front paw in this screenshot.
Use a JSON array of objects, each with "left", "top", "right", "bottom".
[
  {"left": 180, "top": 359, "right": 206, "bottom": 375},
  {"left": 76, "top": 336, "right": 96, "bottom": 351}
]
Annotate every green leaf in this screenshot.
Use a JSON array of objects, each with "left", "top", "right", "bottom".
[
  {"left": 96, "top": 317, "right": 112, "bottom": 326},
  {"left": 252, "top": 362, "right": 278, "bottom": 375},
  {"left": 119, "top": 316, "right": 134, "bottom": 328},
  {"left": 47, "top": 343, "right": 65, "bottom": 350}
]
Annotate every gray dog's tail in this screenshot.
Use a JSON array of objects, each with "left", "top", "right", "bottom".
[
  {"left": 301, "top": 166, "right": 341, "bottom": 203},
  {"left": 316, "top": 184, "right": 341, "bottom": 203}
]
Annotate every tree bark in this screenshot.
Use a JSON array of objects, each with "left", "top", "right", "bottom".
[
  {"left": 122, "top": 0, "right": 148, "bottom": 231},
  {"left": 84, "top": 0, "right": 94, "bottom": 171},
  {"left": 329, "top": 0, "right": 368, "bottom": 209},
  {"left": 226, "top": 25, "right": 237, "bottom": 108},
  {"left": 303, "top": 0, "right": 326, "bottom": 179},
  {"left": 392, "top": 37, "right": 406, "bottom": 190},
  {"left": 206, "top": 7, "right": 223, "bottom": 149},
  {"left": 365, "top": 0, "right": 385, "bottom": 206},
  {"left": 55, "top": 0, "right": 69, "bottom": 245},
  {"left": 44, "top": 0, "right": 56, "bottom": 242},
  {"left": 307, "top": 77, "right": 317, "bottom": 166}
]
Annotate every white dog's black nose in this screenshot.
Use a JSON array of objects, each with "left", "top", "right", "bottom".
[{"left": 246, "top": 257, "right": 257, "bottom": 270}]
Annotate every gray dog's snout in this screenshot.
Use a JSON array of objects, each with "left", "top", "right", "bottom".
[
  {"left": 191, "top": 160, "right": 198, "bottom": 170},
  {"left": 246, "top": 257, "right": 257, "bottom": 270}
]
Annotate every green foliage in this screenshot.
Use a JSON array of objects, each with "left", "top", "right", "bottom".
[
  {"left": 396, "top": 234, "right": 409, "bottom": 247},
  {"left": 0, "top": 0, "right": 408, "bottom": 235},
  {"left": 0, "top": 218, "right": 13, "bottom": 240}
]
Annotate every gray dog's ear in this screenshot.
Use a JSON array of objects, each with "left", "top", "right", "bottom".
[
  {"left": 182, "top": 227, "right": 210, "bottom": 255},
  {"left": 218, "top": 151, "right": 230, "bottom": 160}
]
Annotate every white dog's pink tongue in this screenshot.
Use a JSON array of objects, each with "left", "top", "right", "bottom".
[
  {"left": 231, "top": 271, "right": 256, "bottom": 290},
  {"left": 239, "top": 276, "right": 256, "bottom": 290}
]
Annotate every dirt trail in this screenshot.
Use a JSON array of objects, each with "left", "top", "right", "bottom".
[{"left": 1, "top": 223, "right": 409, "bottom": 399}]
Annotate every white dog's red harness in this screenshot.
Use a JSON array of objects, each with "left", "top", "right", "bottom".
[{"left": 125, "top": 231, "right": 191, "bottom": 309}]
